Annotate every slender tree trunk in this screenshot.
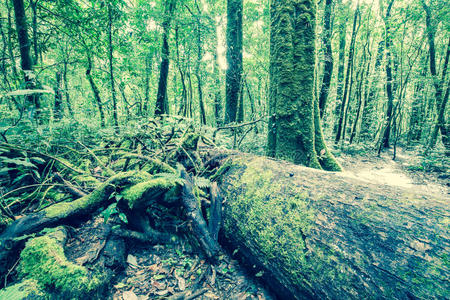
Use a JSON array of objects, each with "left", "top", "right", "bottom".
[
  {"left": 422, "top": 0, "right": 450, "bottom": 149},
  {"left": 86, "top": 53, "right": 105, "bottom": 128},
  {"left": 350, "top": 60, "right": 365, "bottom": 144},
  {"left": 195, "top": 20, "right": 206, "bottom": 125},
  {"left": 213, "top": 39, "right": 223, "bottom": 126},
  {"left": 62, "top": 57, "right": 73, "bottom": 116},
  {"left": 6, "top": 0, "right": 18, "bottom": 79},
  {"left": 143, "top": 51, "right": 153, "bottom": 115},
  {"left": 54, "top": 71, "right": 63, "bottom": 120},
  {"left": 335, "top": 4, "right": 359, "bottom": 144},
  {"left": 30, "top": 0, "right": 38, "bottom": 65},
  {"left": 225, "top": 0, "right": 243, "bottom": 124},
  {"left": 12, "top": 0, "right": 40, "bottom": 118},
  {"left": 333, "top": 0, "right": 348, "bottom": 134},
  {"left": 107, "top": 3, "right": 119, "bottom": 130},
  {"left": 381, "top": 0, "right": 395, "bottom": 149},
  {"left": 318, "top": 0, "right": 333, "bottom": 118},
  {"left": 155, "top": 0, "right": 176, "bottom": 116},
  {"left": 360, "top": 40, "right": 384, "bottom": 140}
]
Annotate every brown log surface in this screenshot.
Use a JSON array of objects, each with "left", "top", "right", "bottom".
[{"left": 217, "top": 154, "right": 449, "bottom": 299}]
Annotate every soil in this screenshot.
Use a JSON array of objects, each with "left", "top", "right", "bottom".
[{"left": 337, "top": 148, "right": 448, "bottom": 196}]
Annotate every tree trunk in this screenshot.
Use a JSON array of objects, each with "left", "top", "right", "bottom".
[
  {"left": 318, "top": 0, "right": 333, "bottom": 118},
  {"left": 335, "top": 4, "right": 359, "bottom": 144},
  {"left": 217, "top": 154, "right": 449, "bottom": 300},
  {"left": 360, "top": 40, "right": 384, "bottom": 141},
  {"left": 268, "top": 0, "right": 339, "bottom": 170},
  {"left": 143, "top": 51, "right": 153, "bottom": 115},
  {"left": 62, "top": 57, "right": 73, "bottom": 116},
  {"left": 6, "top": 0, "right": 18, "bottom": 79},
  {"left": 54, "top": 71, "right": 63, "bottom": 120},
  {"left": 155, "top": 0, "right": 176, "bottom": 117},
  {"left": 381, "top": 0, "right": 395, "bottom": 149},
  {"left": 225, "top": 0, "right": 243, "bottom": 124},
  {"left": 12, "top": 0, "right": 40, "bottom": 117},
  {"left": 107, "top": 3, "right": 119, "bottom": 130},
  {"left": 333, "top": 0, "right": 348, "bottom": 135},
  {"left": 86, "top": 54, "right": 105, "bottom": 128},
  {"left": 195, "top": 20, "right": 207, "bottom": 125}
]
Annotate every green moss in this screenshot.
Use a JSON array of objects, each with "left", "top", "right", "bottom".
[
  {"left": 19, "top": 227, "right": 103, "bottom": 297},
  {"left": 121, "top": 176, "right": 180, "bottom": 209},
  {"left": 223, "top": 157, "right": 316, "bottom": 285},
  {"left": 44, "top": 171, "right": 152, "bottom": 218},
  {"left": 0, "top": 279, "right": 43, "bottom": 300}
]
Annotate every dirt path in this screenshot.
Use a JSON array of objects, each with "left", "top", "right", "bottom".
[{"left": 337, "top": 148, "right": 448, "bottom": 197}]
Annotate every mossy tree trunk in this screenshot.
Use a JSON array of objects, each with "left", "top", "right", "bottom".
[
  {"left": 218, "top": 154, "right": 449, "bottom": 300},
  {"left": 225, "top": 0, "right": 243, "bottom": 124},
  {"left": 267, "top": 0, "right": 340, "bottom": 171}
]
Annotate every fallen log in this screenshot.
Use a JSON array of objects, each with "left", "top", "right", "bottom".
[{"left": 216, "top": 154, "right": 449, "bottom": 299}]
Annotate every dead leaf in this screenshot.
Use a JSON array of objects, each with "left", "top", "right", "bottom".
[
  {"left": 122, "top": 291, "right": 138, "bottom": 300},
  {"left": 151, "top": 280, "right": 166, "bottom": 290},
  {"left": 176, "top": 275, "right": 186, "bottom": 291},
  {"left": 204, "top": 291, "right": 219, "bottom": 299},
  {"left": 154, "top": 290, "right": 169, "bottom": 296},
  {"left": 127, "top": 254, "right": 138, "bottom": 266}
]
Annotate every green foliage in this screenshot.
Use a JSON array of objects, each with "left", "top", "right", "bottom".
[
  {"left": 0, "top": 280, "right": 43, "bottom": 300},
  {"left": 18, "top": 227, "right": 103, "bottom": 297}
]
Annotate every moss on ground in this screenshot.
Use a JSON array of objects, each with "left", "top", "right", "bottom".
[
  {"left": 18, "top": 227, "right": 104, "bottom": 298},
  {"left": 0, "top": 279, "right": 43, "bottom": 300}
]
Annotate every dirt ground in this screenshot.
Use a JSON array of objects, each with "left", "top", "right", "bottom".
[{"left": 337, "top": 148, "right": 448, "bottom": 196}]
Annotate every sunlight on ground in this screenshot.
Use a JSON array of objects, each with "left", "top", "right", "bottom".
[{"left": 342, "top": 166, "right": 414, "bottom": 188}]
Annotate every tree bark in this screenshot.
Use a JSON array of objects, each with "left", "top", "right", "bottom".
[
  {"left": 217, "top": 154, "right": 449, "bottom": 300},
  {"left": 335, "top": 4, "right": 359, "bottom": 144},
  {"left": 318, "top": 0, "right": 333, "bottom": 118},
  {"left": 86, "top": 53, "right": 105, "bottom": 128},
  {"left": 381, "top": 0, "right": 395, "bottom": 149},
  {"left": 54, "top": 71, "right": 63, "bottom": 120},
  {"left": 155, "top": 0, "right": 176, "bottom": 117},
  {"left": 107, "top": 3, "right": 119, "bottom": 130},
  {"left": 12, "top": 0, "right": 40, "bottom": 117},
  {"left": 225, "top": 0, "right": 243, "bottom": 124},
  {"left": 333, "top": 0, "right": 348, "bottom": 135}
]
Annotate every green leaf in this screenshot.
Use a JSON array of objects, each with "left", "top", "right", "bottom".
[
  {"left": 1, "top": 158, "right": 37, "bottom": 169},
  {"left": 118, "top": 212, "right": 128, "bottom": 224},
  {"left": 102, "top": 203, "right": 118, "bottom": 222},
  {"left": 12, "top": 173, "right": 29, "bottom": 185}
]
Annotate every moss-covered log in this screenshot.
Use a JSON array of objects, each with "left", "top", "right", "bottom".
[
  {"left": 0, "top": 171, "right": 174, "bottom": 275},
  {"left": 217, "top": 154, "right": 449, "bottom": 299}
]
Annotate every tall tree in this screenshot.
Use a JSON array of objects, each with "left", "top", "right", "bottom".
[
  {"left": 421, "top": 0, "right": 449, "bottom": 149},
  {"left": 225, "top": 0, "right": 243, "bottom": 124},
  {"left": 318, "top": 0, "right": 333, "bottom": 118},
  {"left": 107, "top": 2, "right": 119, "bottom": 130},
  {"left": 380, "top": 0, "right": 395, "bottom": 149},
  {"left": 155, "top": 0, "right": 176, "bottom": 116},
  {"left": 12, "top": 0, "right": 40, "bottom": 118},
  {"left": 335, "top": 3, "right": 359, "bottom": 144},
  {"left": 267, "top": 0, "right": 340, "bottom": 171}
]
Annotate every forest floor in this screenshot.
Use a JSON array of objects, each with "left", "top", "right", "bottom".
[
  {"left": 106, "top": 147, "right": 447, "bottom": 300},
  {"left": 338, "top": 148, "right": 448, "bottom": 196}
]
